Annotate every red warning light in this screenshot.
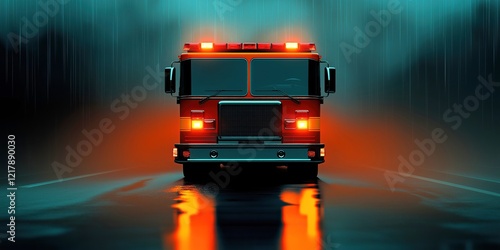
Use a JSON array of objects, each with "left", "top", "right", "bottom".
[
  {"left": 227, "top": 43, "right": 242, "bottom": 50},
  {"left": 201, "top": 43, "right": 214, "bottom": 49},
  {"left": 257, "top": 43, "right": 271, "bottom": 50},
  {"left": 242, "top": 43, "right": 257, "bottom": 50},
  {"left": 285, "top": 42, "right": 299, "bottom": 49},
  {"left": 183, "top": 42, "right": 316, "bottom": 52}
]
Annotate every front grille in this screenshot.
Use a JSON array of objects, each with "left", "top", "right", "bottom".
[{"left": 219, "top": 101, "right": 282, "bottom": 139}]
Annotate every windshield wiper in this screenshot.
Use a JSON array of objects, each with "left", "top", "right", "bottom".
[
  {"left": 254, "top": 88, "right": 300, "bottom": 104},
  {"left": 199, "top": 89, "right": 242, "bottom": 104}
]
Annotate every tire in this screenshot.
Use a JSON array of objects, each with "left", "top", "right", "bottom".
[
  {"left": 287, "top": 163, "right": 318, "bottom": 179},
  {"left": 183, "top": 164, "right": 217, "bottom": 180}
]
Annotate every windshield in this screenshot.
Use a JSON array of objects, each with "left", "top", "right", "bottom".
[
  {"left": 251, "top": 59, "right": 319, "bottom": 96},
  {"left": 180, "top": 59, "right": 247, "bottom": 96}
]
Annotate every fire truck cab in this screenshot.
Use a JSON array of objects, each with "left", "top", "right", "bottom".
[{"left": 166, "top": 42, "right": 335, "bottom": 179}]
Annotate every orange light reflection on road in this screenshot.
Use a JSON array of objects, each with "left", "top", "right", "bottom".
[
  {"left": 280, "top": 187, "right": 321, "bottom": 250},
  {"left": 170, "top": 189, "right": 216, "bottom": 250}
]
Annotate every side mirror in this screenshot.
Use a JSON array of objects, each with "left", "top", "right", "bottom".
[
  {"left": 165, "top": 67, "right": 176, "bottom": 93},
  {"left": 324, "top": 67, "right": 336, "bottom": 93}
]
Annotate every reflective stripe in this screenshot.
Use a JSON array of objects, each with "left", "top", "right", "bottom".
[
  {"left": 180, "top": 117, "right": 191, "bottom": 131},
  {"left": 309, "top": 117, "right": 320, "bottom": 131}
]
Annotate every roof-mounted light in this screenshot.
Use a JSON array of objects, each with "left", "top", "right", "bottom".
[
  {"left": 201, "top": 42, "right": 213, "bottom": 49},
  {"left": 271, "top": 43, "right": 285, "bottom": 50},
  {"left": 183, "top": 42, "right": 316, "bottom": 52},
  {"left": 285, "top": 42, "right": 299, "bottom": 49},
  {"left": 242, "top": 43, "right": 257, "bottom": 50},
  {"left": 183, "top": 43, "right": 199, "bottom": 51},
  {"left": 300, "top": 43, "right": 316, "bottom": 51},
  {"left": 257, "top": 43, "right": 271, "bottom": 50},
  {"left": 227, "top": 43, "right": 242, "bottom": 50}
]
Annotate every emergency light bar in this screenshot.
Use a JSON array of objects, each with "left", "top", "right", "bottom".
[{"left": 183, "top": 42, "right": 316, "bottom": 52}]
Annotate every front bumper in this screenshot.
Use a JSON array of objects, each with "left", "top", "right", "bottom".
[{"left": 174, "top": 143, "right": 325, "bottom": 164}]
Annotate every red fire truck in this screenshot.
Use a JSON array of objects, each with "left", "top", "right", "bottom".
[{"left": 165, "top": 42, "right": 335, "bottom": 179}]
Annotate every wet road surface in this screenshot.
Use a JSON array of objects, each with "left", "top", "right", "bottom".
[{"left": 2, "top": 165, "right": 500, "bottom": 250}]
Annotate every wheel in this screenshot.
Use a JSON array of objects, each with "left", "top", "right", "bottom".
[
  {"left": 183, "top": 164, "right": 217, "bottom": 180},
  {"left": 287, "top": 163, "right": 318, "bottom": 179}
]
